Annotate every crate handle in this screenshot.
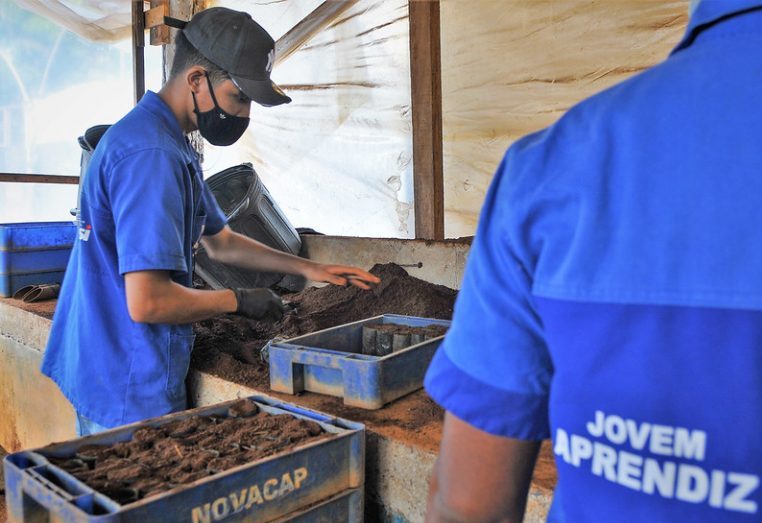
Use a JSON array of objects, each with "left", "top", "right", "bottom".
[
  {"left": 286, "top": 347, "right": 345, "bottom": 369},
  {"left": 26, "top": 467, "right": 82, "bottom": 501}
]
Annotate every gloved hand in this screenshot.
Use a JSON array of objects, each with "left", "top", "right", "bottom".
[{"left": 232, "top": 288, "right": 287, "bottom": 320}]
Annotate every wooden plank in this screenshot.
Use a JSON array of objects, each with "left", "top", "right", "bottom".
[
  {"left": 147, "top": 1, "right": 170, "bottom": 45},
  {"left": 0, "top": 173, "right": 79, "bottom": 185},
  {"left": 409, "top": 0, "right": 444, "bottom": 240},
  {"left": 145, "top": 4, "right": 167, "bottom": 28},
  {"left": 440, "top": 1, "right": 687, "bottom": 237},
  {"left": 132, "top": 0, "right": 146, "bottom": 104},
  {"left": 274, "top": 0, "right": 359, "bottom": 66}
]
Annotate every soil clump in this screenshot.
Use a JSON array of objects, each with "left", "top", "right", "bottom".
[
  {"left": 48, "top": 400, "right": 328, "bottom": 504},
  {"left": 191, "top": 263, "right": 457, "bottom": 390}
]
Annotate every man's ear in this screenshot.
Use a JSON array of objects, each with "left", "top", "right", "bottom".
[{"left": 186, "top": 66, "right": 206, "bottom": 93}]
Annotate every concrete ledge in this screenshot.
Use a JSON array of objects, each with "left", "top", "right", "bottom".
[
  {"left": 0, "top": 301, "right": 75, "bottom": 451},
  {"left": 0, "top": 300, "right": 53, "bottom": 351}
]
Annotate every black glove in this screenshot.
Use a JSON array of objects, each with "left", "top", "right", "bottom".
[{"left": 232, "top": 288, "right": 286, "bottom": 320}]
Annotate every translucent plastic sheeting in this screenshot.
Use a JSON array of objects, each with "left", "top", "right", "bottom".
[
  {"left": 203, "top": 0, "right": 414, "bottom": 238},
  {"left": 0, "top": 183, "right": 78, "bottom": 223},
  {"left": 11, "top": 0, "right": 131, "bottom": 42},
  {"left": 0, "top": 2, "right": 162, "bottom": 223}
]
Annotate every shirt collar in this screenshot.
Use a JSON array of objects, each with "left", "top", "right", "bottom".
[
  {"left": 137, "top": 90, "right": 186, "bottom": 142},
  {"left": 672, "top": 0, "right": 762, "bottom": 53}
]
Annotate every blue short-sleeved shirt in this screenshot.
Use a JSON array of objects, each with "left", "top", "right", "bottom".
[
  {"left": 41, "top": 91, "right": 227, "bottom": 428},
  {"left": 425, "top": 3, "right": 762, "bottom": 521}
]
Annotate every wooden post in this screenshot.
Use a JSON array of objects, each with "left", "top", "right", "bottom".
[
  {"left": 148, "top": 0, "right": 170, "bottom": 45},
  {"left": 409, "top": 0, "right": 444, "bottom": 240},
  {"left": 132, "top": 0, "right": 146, "bottom": 104}
]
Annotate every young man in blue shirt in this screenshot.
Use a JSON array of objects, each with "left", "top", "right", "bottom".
[
  {"left": 42, "top": 7, "right": 379, "bottom": 436},
  {"left": 425, "top": 1, "right": 762, "bottom": 521}
]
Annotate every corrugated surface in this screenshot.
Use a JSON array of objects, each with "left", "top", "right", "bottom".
[{"left": 440, "top": 0, "right": 688, "bottom": 237}]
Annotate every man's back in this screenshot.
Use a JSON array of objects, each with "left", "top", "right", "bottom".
[{"left": 426, "top": 2, "right": 762, "bottom": 521}]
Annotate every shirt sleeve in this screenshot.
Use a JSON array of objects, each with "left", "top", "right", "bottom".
[
  {"left": 424, "top": 133, "right": 554, "bottom": 440},
  {"left": 200, "top": 181, "right": 228, "bottom": 236},
  {"left": 109, "top": 148, "right": 189, "bottom": 275}
]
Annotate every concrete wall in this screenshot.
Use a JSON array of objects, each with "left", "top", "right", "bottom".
[
  {"left": 0, "top": 303, "right": 75, "bottom": 451},
  {"left": 302, "top": 235, "right": 470, "bottom": 289}
]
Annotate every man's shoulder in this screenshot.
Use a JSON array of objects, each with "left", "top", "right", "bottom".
[{"left": 101, "top": 106, "right": 186, "bottom": 165}]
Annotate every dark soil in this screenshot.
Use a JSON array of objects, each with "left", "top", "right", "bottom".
[
  {"left": 191, "top": 263, "right": 458, "bottom": 390},
  {"left": 47, "top": 400, "right": 328, "bottom": 504}
]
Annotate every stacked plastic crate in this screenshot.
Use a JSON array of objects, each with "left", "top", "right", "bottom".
[{"left": 3, "top": 396, "right": 364, "bottom": 522}]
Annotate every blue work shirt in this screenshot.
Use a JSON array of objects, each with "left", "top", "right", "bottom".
[
  {"left": 425, "top": 2, "right": 762, "bottom": 521},
  {"left": 42, "top": 91, "right": 227, "bottom": 428}
]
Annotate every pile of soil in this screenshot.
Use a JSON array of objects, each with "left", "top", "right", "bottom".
[
  {"left": 191, "top": 263, "right": 458, "bottom": 390},
  {"left": 48, "top": 400, "right": 328, "bottom": 504}
]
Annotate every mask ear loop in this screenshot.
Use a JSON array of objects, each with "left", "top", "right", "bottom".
[
  {"left": 192, "top": 71, "right": 222, "bottom": 115},
  {"left": 203, "top": 72, "right": 222, "bottom": 109}
]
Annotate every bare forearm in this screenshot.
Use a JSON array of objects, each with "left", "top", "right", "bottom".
[
  {"left": 427, "top": 459, "right": 519, "bottom": 523},
  {"left": 426, "top": 413, "right": 541, "bottom": 523},
  {"left": 126, "top": 273, "right": 237, "bottom": 324},
  {"left": 204, "top": 230, "right": 313, "bottom": 275},
  {"left": 201, "top": 226, "right": 381, "bottom": 290}
]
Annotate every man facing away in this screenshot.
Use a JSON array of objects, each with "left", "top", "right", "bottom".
[
  {"left": 425, "top": 1, "right": 762, "bottom": 521},
  {"left": 42, "top": 7, "right": 380, "bottom": 436}
]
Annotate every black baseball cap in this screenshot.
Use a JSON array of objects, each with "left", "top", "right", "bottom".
[{"left": 183, "top": 7, "right": 291, "bottom": 107}]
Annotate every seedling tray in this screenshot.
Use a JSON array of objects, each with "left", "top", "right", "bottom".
[
  {"left": 267, "top": 314, "right": 451, "bottom": 409},
  {"left": 3, "top": 396, "right": 364, "bottom": 523}
]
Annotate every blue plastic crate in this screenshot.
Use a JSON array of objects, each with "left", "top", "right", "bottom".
[
  {"left": 0, "top": 221, "right": 76, "bottom": 297},
  {"left": 267, "top": 314, "right": 451, "bottom": 410},
  {"left": 271, "top": 488, "right": 363, "bottom": 522},
  {"left": 3, "top": 396, "right": 364, "bottom": 523}
]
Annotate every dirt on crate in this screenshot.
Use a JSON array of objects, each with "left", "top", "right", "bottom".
[
  {"left": 191, "top": 263, "right": 458, "bottom": 390},
  {"left": 47, "top": 399, "right": 328, "bottom": 504}
]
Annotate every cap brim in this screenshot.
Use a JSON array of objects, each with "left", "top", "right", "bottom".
[{"left": 232, "top": 76, "right": 291, "bottom": 107}]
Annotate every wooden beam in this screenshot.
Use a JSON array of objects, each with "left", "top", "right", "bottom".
[
  {"left": 0, "top": 173, "right": 79, "bottom": 185},
  {"left": 274, "top": 0, "right": 359, "bottom": 66},
  {"left": 132, "top": 0, "right": 146, "bottom": 104},
  {"left": 409, "top": 0, "right": 444, "bottom": 240},
  {"left": 148, "top": 1, "right": 170, "bottom": 45}
]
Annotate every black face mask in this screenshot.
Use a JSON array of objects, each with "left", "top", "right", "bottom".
[{"left": 192, "top": 73, "right": 250, "bottom": 146}]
